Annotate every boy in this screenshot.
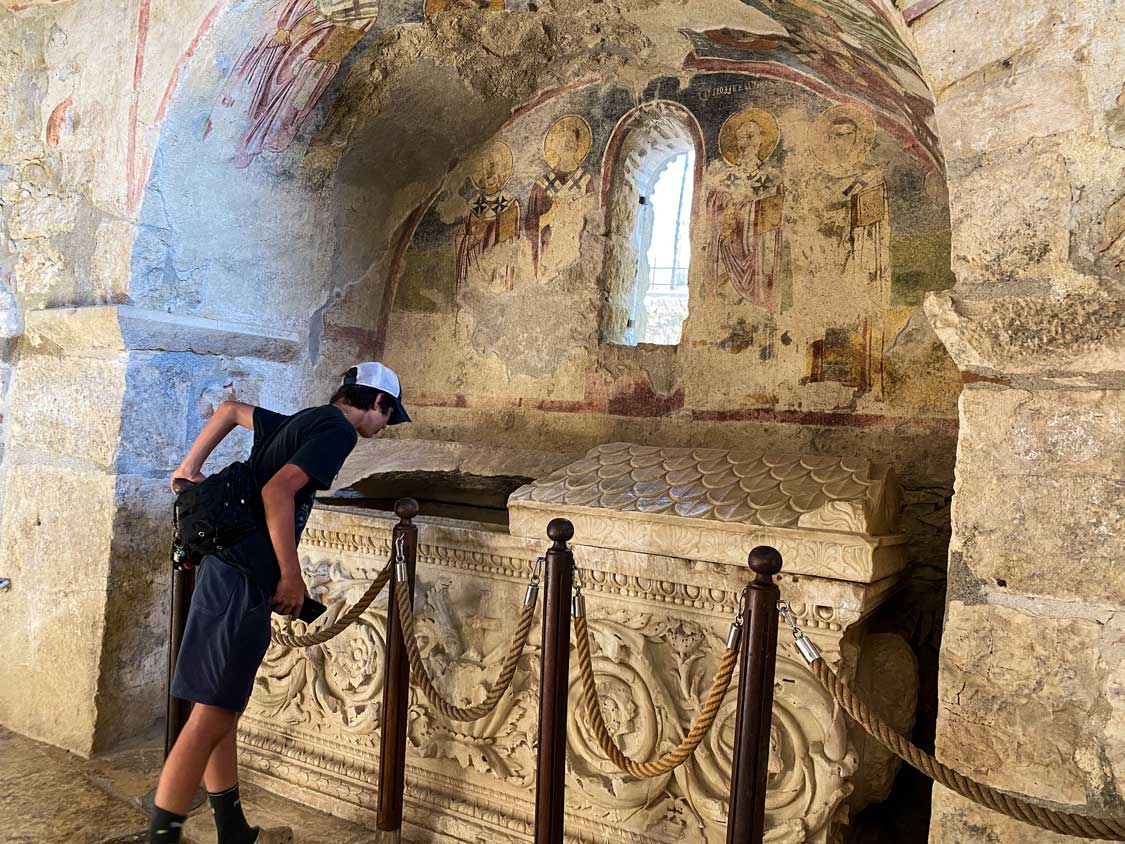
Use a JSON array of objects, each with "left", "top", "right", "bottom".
[{"left": 148, "top": 362, "right": 411, "bottom": 844}]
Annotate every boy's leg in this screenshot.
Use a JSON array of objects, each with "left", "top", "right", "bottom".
[
  {"left": 203, "top": 719, "right": 240, "bottom": 793},
  {"left": 155, "top": 704, "right": 241, "bottom": 814},
  {"left": 201, "top": 718, "right": 294, "bottom": 844}
]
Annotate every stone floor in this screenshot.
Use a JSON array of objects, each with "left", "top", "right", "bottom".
[
  {"left": 1, "top": 721, "right": 931, "bottom": 844},
  {"left": 0, "top": 727, "right": 382, "bottom": 844}
]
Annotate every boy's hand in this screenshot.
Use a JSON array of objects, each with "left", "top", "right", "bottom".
[
  {"left": 271, "top": 573, "right": 306, "bottom": 617},
  {"left": 170, "top": 466, "right": 205, "bottom": 493}
]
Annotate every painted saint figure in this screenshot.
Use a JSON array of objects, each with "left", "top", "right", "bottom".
[
  {"left": 810, "top": 104, "right": 890, "bottom": 398},
  {"left": 456, "top": 141, "right": 521, "bottom": 293},
  {"left": 706, "top": 106, "right": 784, "bottom": 310},
  {"left": 205, "top": 0, "right": 378, "bottom": 168},
  {"left": 525, "top": 114, "right": 596, "bottom": 277}
]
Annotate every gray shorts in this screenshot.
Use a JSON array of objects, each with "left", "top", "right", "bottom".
[{"left": 170, "top": 557, "right": 271, "bottom": 712}]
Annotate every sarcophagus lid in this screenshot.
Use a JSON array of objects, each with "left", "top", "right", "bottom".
[{"left": 509, "top": 442, "right": 907, "bottom": 583}]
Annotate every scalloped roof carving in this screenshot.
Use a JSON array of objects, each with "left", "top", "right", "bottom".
[{"left": 510, "top": 442, "right": 903, "bottom": 535}]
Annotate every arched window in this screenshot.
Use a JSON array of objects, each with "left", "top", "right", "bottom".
[
  {"left": 600, "top": 102, "right": 701, "bottom": 347},
  {"left": 628, "top": 150, "right": 695, "bottom": 345}
]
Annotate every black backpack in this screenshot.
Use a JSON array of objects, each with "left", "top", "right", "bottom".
[
  {"left": 173, "top": 411, "right": 298, "bottom": 555},
  {"left": 173, "top": 461, "right": 261, "bottom": 555}
]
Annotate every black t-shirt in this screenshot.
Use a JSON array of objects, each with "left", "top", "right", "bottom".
[{"left": 216, "top": 404, "right": 358, "bottom": 592}]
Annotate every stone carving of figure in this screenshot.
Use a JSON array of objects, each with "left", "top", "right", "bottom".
[
  {"left": 810, "top": 104, "right": 890, "bottom": 398},
  {"left": 205, "top": 0, "right": 378, "bottom": 168},
  {"left": 525, "top": 114, "right": 595, "bottom": 278},
  {"left": 456, "top": 141, "right": 521, "bottom": 293},
  {"left": 706, "top": 106, "right": 784, "bottom": 309}
]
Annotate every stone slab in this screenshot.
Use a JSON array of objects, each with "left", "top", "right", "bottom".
[
  {"left": 0, "top": 727, "right": 151, "bottom": 843},
  {"left": 925, "top": 290, "right": 1125, "bottom": 380},
  {"left": 23, "top": 305, "right": 301, "bottom": 361},
  {"left": 330, "top": 436, "right": 574, "bottom": 495}
]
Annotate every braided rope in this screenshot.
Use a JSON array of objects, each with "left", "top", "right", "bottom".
[
  {"left": 271, "top": 561, "right": 393, "bottom": 649},
  {"left": 394, "top": 580, "right": 537, "bottom": 722},
  {"left": 574, "top": 613, "right": 737, "bottom": 778},
  {"left": 811, "top": 656, "right": 1125, "bottom": 840}
]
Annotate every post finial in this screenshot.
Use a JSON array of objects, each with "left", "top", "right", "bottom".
[
  {"left": 547, "top": 518, "right": 575, "bottom": 544},
  {"left": 394, "top": 497, "right": 420, "bottom": 521},
  {"left": 748, "top": 545, "right": 783, "bottom": 577}
]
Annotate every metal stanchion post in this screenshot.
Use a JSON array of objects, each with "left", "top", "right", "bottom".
[
  {"left": 144, "top": 477, "right": 206, "bottom": 814},
  {"left": 376, "top": 498, "right": 419, "bottom": 844},
  {"left": 726, "top": 546, "right": 783, "bottom": 844},
  {"left": 164, "top": 563, "right": 196, "bottom": 758},
  {"left": 533, "top": 519, "right": 575, "bottom": 844}
]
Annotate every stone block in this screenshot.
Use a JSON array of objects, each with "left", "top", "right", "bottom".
[
  {"left": 93, "top": 474, "right": 174, "bottom": 751},
  {"left": 935, "top": 601, "right": 1103, "bottom": 805},
  {"left": 936, "top": 63, "right": 1088, "bottom": 161},
  {"left": 947, "top": 146, "right": 1071, "bottom": 285},
  {"left": 912, "top": 0, "right": 1098, "bottom": 92},
  {"left": 6, "top": 352, "right": 126, "bottom": 471},
  {"left": 0, "top": 464, "right": 117, "bottom": 755},
  {"left": 930, "top": 785, "right": 1088, "bottom": 844},
  {"left": 951, "top": 386, "right": 1125, "bottom": 600}
]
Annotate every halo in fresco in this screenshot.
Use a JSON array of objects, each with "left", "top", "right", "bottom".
[
  {"left": 543, "top": 114, "right": 593, "bottom": 173},
  {"left": 469, "top": 141, "right": 514, "bottom": 193},
  {"left": 810, "top": 104, "right": 876, "bottom": 176},
  {"left": 718, "top": 107, "right": 781, "bottom": 167}
]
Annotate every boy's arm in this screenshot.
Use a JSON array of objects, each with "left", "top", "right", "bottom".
[
  {"left": 261, "top": 463, "right": 309, "bottom": 616},
  {"left": 171, "top": 401, "right": 256, "bottom": 490}
]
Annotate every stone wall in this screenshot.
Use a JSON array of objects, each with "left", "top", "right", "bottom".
[{"left": 904, "top": 0, "right": 1125, "bottom": 839}]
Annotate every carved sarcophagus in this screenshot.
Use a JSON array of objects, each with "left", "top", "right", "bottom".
[{"left": 239, "top": 442, "right": 916, "bottom": 844}]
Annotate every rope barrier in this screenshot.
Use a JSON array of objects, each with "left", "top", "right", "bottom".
[
  {"left": 776, "top": 601, "right": 1125, "bottom": 841},
  {"left": 572, "top": 574, "right": 741, "bottom": 778},
  {"left": 393, "top": 561, "right": 540, "bottom": 722},
  {"left": 271, "top": 560, "right": 393, "bottom": 649}
]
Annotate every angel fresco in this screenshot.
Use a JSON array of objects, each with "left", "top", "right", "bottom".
[
  {"left": 204, "top": 0, "right": 379, "bottom": 168},
  {"left": 456, "top": 141, "right": 522, "bottom": 293},
  {"left": 810, "top": 104, "right": 890, "bottom": 398},
  {"left": 525, "top": 115, "right": 596, "bottom": 278},
  {"left": 706, "top": 107, "right": 784, "bottom": 310}
]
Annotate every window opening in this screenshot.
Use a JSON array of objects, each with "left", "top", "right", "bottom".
[{"left": 627, "top": 150, "right": 694, "bottom": 345}]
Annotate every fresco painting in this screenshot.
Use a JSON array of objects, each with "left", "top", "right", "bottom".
[
  {"left": 203, "top": 0, "right": 514, "bottom": 170},
  {"left": 526, "top": 115, "right": 597, "bottom": 278},
  {"left": 203, "top": 0, "right": 386, "bottom": 168},
  {"left": 681, "top": 0, "right": 941, "bottom": 171},
  {"left": 456, "top": 141, "right": 523, "bottom": 294},
  {"left": 806, "top": 103, "right": 889, "bottom": 397},
  {"left": 706, "top": 106, "right": 784, "bottom": 309},
  {"left": 385, "top": 63, "right": 954, "bottom": 416}
]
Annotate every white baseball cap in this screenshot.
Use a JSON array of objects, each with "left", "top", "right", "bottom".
[{"left": 343, "top": 361, "right": 411, "bottom": 425}]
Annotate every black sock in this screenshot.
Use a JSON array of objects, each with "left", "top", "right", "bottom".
[
  {"left": 208, "top": 784, "right": 258, "bottom": 844},
  {"left": 147, "top": 805, "right": 187, "bottom": 843}
]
